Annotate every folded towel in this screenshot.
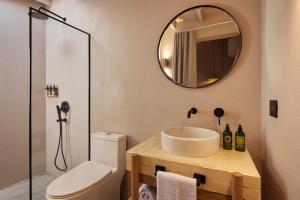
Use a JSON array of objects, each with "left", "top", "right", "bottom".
[
  {"left": 157, "top": 171, "right": 196, "bottom": 200},
  {"left": 139, "top": 184, "right": 157, "bottom": 200}
]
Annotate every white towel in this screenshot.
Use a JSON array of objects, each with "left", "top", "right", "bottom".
[
  {"left": 139, "top": 184, "right": 157, "bottom": 200},
  {"left": 157, "top": 171, "right": 196, "bottom": 200}
]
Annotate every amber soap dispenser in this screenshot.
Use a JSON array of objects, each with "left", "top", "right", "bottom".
[
  {"left": 235, "top": 125, "right": 245, "bottom": 152},
  {"left": 223, "top": 124, "right": 232, "bottom": 150}
]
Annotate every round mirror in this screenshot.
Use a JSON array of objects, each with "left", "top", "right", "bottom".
[{"left": 158, "top": 6, "right": 242, "bottom": 88}]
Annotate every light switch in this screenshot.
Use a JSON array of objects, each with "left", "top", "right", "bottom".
[{"left": 269, "top": 100, "right": 278, "bottom": 118}]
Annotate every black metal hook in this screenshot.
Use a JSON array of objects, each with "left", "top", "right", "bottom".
[{"left": 194, "top": 173, "right": 206, "bottom": 186}]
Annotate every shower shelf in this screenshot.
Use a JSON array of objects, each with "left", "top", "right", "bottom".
[{"left": 45, "top": 84, "right": 59, "bottom": 98}]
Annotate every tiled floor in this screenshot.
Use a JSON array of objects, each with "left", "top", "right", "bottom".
[{"left": 0, "top": 173, "right": 55, "bottom": 200}]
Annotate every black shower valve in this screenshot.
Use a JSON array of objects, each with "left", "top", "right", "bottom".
[{"left": 60, "top": 101, "right": 70, "bottom": 113}]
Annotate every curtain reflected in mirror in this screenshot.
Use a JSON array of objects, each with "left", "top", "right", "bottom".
[
  {"left": 158, "top": 6, "right": 242, "bottom": 88},
  {"left": 173, "top": 30, "right": 197, "bottom": 87}
]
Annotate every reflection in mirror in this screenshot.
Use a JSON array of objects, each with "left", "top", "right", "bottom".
[{"left": 158, "top": 6, "right": 242, "bottom": 88}]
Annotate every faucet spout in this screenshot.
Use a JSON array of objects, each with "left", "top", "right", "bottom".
[{"left": 187, "top": 107, "right": 198, "bottom": 118}]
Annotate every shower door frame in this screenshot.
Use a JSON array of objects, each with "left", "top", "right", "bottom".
[{"left": 29, "top": 7, "right": 91, "bottom": 200}]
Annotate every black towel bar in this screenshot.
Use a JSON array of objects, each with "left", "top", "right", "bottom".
[
  {"left": 154, "top": 165, "right": 206, "bottom": 186},
  {"left": 154, "top": 165, "right": 166, "bottom": 176}
]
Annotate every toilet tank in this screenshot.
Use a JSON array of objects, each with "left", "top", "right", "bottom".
[{"left": 91, "top": 132, "right": 126, "bottom": 171}]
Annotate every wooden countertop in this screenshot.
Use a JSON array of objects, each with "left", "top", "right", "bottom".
[{"left": 127, "top": 135, "right": 259, "bottom": 177}]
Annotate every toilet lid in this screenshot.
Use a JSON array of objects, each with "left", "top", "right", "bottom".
[{"left": 47, "top": 161, "right": 112, "bottom": 198}]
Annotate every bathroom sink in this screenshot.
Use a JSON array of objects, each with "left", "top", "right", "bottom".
[{"left": 161, "top": 127, "right": 220, "bottom": 157}]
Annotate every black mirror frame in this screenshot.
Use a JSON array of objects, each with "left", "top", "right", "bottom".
[{"left": 157, "top": 5, "right": 243, "bottom": 89}]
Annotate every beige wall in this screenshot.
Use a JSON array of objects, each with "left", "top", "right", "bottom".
[
  {"left": 262, "top": 0, "right": 300, "bottom": 199},
  {"left": 51, "top": 0, "right": 262, "bottom": 170},
  {"left": 0, "top": 0, "right": 45, "bottom": 189},
  {"left": 34, "top": 0, "right": 51, "bottom": 6}
]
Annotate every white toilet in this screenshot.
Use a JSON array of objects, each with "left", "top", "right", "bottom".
[{"left": 46, "top": 132, "right": 126, "bottom": 200}]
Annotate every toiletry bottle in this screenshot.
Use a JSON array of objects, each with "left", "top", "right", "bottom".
[
  {"left": 51, "top": 85, "right": 55, "bottom": 97},
  {"left": 52, "top": 85, "right": 55, "bottom": 97},
  {"left": 223, "top": 124, "right": 232, "bottom": 150},
  {"left": 47, "top": 85, "right": 50, "bottom": 97},
  {"left": 53, "top": 85, "right": 57, "bottom": 97},
  {"left": 56, "top": 85, "right": 59, "bottom": 97},
  {"left": 235, "top": 125, "right": 245, "bottom": 152},
  {"left": 45, "top": 85, "right": 49, "bottom": 97},
  {"left": 49, "top": 85, "right": 53, "bottom": 97}
]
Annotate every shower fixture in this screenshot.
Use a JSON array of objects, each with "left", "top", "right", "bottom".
[
  {"left": 30, "top": 11, "right": 48, "bottom": 20},
  {"left": 30, "top": 7, "right": 66, "bottom": 22},
  {"left": 54, "top": 101, "right": 70, "bottom": 171},
  {"left": 29, "top": 6, "right": 91, "bottom": 199}
]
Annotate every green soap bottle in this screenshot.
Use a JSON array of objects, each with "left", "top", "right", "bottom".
[
  {"left": 223, "top": 124, "right": 232, "bottom": 150},
  {"left": 235, "top": 125, "right": 245, "bottom": 152}
]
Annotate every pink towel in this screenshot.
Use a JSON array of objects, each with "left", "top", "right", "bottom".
[{"left": 157, "top": 171, "right": 196, "bottom": 200}]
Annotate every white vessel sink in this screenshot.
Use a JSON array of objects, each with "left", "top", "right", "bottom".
[{"left": 161, "top": 127, "right": 220, "bottom": 157}]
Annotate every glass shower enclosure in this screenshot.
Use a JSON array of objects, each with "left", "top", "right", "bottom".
[{"left": 29, "top": 7, "right": 90, "bottom": 200}]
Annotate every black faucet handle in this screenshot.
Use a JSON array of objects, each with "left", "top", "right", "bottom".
[
  {"left": 214, "top": 108, "right": 224, "bottom": 125},
  {"left": 190, "top": 107, "right": 198, "bottom": 114}
]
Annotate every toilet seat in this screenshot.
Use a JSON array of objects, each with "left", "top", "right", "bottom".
[{"left": 46, "top": 161, "right": 112, "bottom": 199}]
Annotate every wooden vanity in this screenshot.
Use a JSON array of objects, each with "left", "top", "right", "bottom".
[{"left": 126, "top": 135, "right": 261, "bottom": 200}]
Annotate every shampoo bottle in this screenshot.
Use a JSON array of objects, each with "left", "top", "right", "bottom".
[
  {"left": 235, "top": 125, "right": 245, "bottom": 152},
  {"left": 53, "top": 85, "right": 58, "bottom": 97},
  {"left": 223, "top": 124, "right": 232, "bottom": 150},
  {"left": 49, "top": 85, "right": 53, "bottom": 97}
]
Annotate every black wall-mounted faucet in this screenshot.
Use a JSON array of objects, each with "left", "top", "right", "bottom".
[{"left": 187, "top": 107, "right": 198, "bottom": 118}]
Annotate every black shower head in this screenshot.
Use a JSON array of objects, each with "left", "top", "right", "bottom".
[{"left": 30, "top": 11, "right": 48, "bottom": 20}]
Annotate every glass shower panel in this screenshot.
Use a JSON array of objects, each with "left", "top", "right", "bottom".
[
  {"left": 31, "top": 15, "right": 48, "bottom": 200},
  {"left": 31, "top": 13, "right": 89, "bottom": 200}
]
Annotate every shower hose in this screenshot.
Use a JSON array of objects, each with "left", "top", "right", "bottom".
[{"left": 54, "top": 105, "right": 68, "bottom": 172}]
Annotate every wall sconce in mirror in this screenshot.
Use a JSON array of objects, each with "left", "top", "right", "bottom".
[
  {"left": 161, "top": 58, "right": 170, "bottom": 66},
  {"left": 157, "top": 5, "right": 242, "bottom": 88}
]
